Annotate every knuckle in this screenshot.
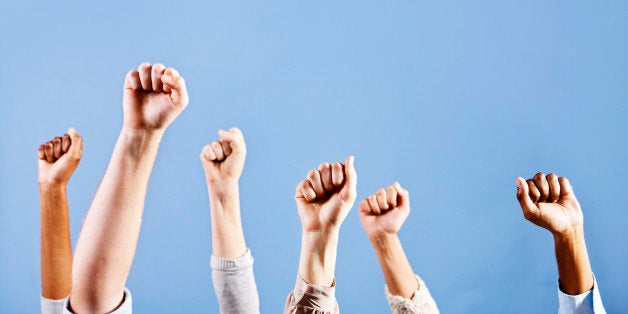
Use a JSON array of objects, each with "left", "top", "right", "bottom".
[{"left": 307, "top": 169, "right": 318, "bottom": 179}]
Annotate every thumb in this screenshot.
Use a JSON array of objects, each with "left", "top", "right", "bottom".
[
  {"left": 516, "top": 177, "right": 538, "bottom": 217},
  {"left": 558, "top": 177, "right": 579, "bottom": 203},
  {"left": 162, "top": 68, "right": 189, "bottom": 110},
  {"left": 393, "top": 182, "right": 410, "bottom": 215},
  {"left": 219, "top": 128, "right": 245, "bottom": 154},
  {"left": 339, "top": 155, "right": 357, "bottom": 204},
  {"left": 67, "top": 127, "right": 83, "bottom": 161}
]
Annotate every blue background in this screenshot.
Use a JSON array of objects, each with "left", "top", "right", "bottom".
[{"left": 1, "top": 1, "right": 627, "bottom": 313}]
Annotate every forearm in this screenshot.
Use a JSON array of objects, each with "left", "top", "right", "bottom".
[
  {"left": 72, "top": 128, "right": 162, "bottom": 311},
  {"left": 370, "top": 233, "right": 418, "bottom": 299},
  {"left": 298, "top": 231, "right": 339, "bottom": 286},
  {"left": 208, "top": 180, "right": 247, "bottom": 258},
  {"left": 553, "top": 227, "right": 593, "bottom": 295},
  {"left": 40, "top": 183, "right": 73, "bottom": 300}
]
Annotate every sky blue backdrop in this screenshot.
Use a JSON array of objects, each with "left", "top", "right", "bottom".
[{"left": 1, "top": 1, "right": 627, "bottom": 313}]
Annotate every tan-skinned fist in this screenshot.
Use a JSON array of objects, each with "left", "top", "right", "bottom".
[
  {"left": 200, "top": 127, "right": 247, "bottom": 184},
  {"left": 295, "top": 156, "right": 357, "bottom": 233},
  {"left": 516, "top": 173, "right": 583, "bottom": 236},
  {"left": 123, "top": 63, "right": 189, "bottom": 131},
  {"left": 359, "top": 182, "right": 411, "bottom": 239},
  {"left": 38, "top": 128, "right": 83, "bottom": 185}
]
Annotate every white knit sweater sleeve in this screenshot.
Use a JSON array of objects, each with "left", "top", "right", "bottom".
[{"left": 385, "top": 275, "right": 439, "bottom": 314}]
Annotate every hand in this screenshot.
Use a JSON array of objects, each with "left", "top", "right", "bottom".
[
  {"left": 38, "top": 128, "right": 83, "bottom": 185},
  {"left": 123, "top": 63, "right": 189, "bottom": 131},
  {"left": 200, "top": 128, "right": 246, "bottom": 184},
  {"left": 295, "top": 156, "right": 357, "bottom": 233},
  {"left": 359, "top": 182, "right": 410, "bottom": 239},
  {"left": 516, "top": 173, "right": 583, "bottom": 237}
]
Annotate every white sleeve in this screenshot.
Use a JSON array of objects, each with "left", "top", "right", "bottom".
[
  {"left": 62, "top": 288, "right": 133, "bottom": 314},
  {"left": 211, "top": 249, "right": 260, "bottom": 314},
  {"left": 41, "top": 296, "right": 66, "bottom": 314},
  {"left": 557, "top": 275, "right": 606, "bottom": 314},
  {"left": 385, "top": 275, "right": 439, "bottom": 314}
]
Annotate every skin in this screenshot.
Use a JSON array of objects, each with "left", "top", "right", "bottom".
[
  {"left": 70, "top": 63, "right": 188, "bottom": 313},
  {"left": 294, "top": 156, "right": 357, "bottom": 286},
  {"left": 516, "top": 173, "right": 594, "bottom": 295},
  {"left": 39, "top": 128, "right": 83, "bottom": 300},
  {"left": 200, "top": 127, "right": 248, "bottom": 259},
  {"left": 359, "top": 182, "right": 418, "bottom": 299}
]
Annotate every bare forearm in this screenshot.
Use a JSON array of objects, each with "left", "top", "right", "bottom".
[
  {"left": 553, "top": 227, "right": 593, "bottom": 295},
  {"left": 298, "top": 231, "right": 339, "bottom": 286},
  {"left": 72, "top": 128, "right": 163, "bottom": 311},
  {"left": 370, "top": 233, "right": 417, "bottom": 299},
  {"left": 40, "top": 183, "right": 73, "bottom": 300},
  {"left": 208, "top": 180, "right": 247, "bottom": 258}
]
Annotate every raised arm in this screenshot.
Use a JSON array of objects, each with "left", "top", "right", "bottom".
[
  {"left": 359, "top": 183, "right": 438, "bottom": 314},
  {"left": 201, "top": 127, "right": 259, "bottom": 313},
  {"left": 516, "top": 173, "right": 606, "bottom": 313},
  {"left": 284, "top": 156, "right": 357, "bottom": 314},
  {"left": 70, "top": 63, "right": 188, "bottom": 313},
  {"left": 516, "top": 173, "right": 592, "bottom": 294},
  {"left": 39, "top": 129, "right": 82, "bottom": 303}
]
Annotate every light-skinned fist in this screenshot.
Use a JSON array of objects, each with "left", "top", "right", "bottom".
[
  {"left": 200, "top": 127, "right": 246, "bottom": 184},
  {"left": 38, "top": 128, "right": 83, "bottom": 185},
  {"left": 295, "top": 156, "right": 357, "bottom": 233},
  {"left": 123, "top": 63, "right": 189, "bottom": 131},
  {"left": 359, "top": 182, "right": 411, "bottom": 239},
  {"left": 516, "top": 173, "right": 583, "bottom": 237}
]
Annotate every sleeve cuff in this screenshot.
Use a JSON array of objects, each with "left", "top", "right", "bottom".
[
  {"left": 210, "top": 248, "right": 254, "bottom": 270},
  {"left": 41, "top": 295, "right": 66, "bottom": 314},
  {"left": 385, "top": 275, "right": 440, "bottom": 314},
  {"left": 289, "top": 274, "right": 338, "bottom": 312},
  {"left": 63, "top": 288, "right": 132, "bottom": 314},
  {"left": 557, "top": 273, "right": 606, "bottom": 314}
]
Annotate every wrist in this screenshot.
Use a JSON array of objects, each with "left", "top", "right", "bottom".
[
  {"left": 120, "top": 126, "right": 165, "bottom": 140},
  {"left": 303, "top": 228, "right": 340, "bottom": 241},
  {"left": 553, "top": 225, "right": 585, "bottom": 245},
  {"left": 301, "top": 230, "right": 340, "bottom": 256},
  {"left": 118, "top": 127, "right": 164, "bottom": 158},
  {"left": 207, "top": 178, "right": 239, "bottom": 192},
  {"left": 207, "top": 180, "right": 239, "bottom": 206},
  {"left": 39, "top": 181, "right": 67, "bottom": 191},
  {"left": 299, "top": 230, "right": 339, "bottom": 286},
  {"left": 368, "top": 232, "right": 399, "bottom": 249}
]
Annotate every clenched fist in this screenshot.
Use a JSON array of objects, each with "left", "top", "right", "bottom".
[
  {"left": 123, "top": 63, "right": 189, "bottom": 131},
  {"left": 516, "top": 173, "right": 583, "bottom": 236},
  {"left": 359, "top": 182, "right": 410, "bottom": 239},
  {"left": 38, "top": 128, "right": 83, "bottom": 185},
  {"left": 200, "top": 128, "right": 246, "bottom": 183},
  {"left": 295, "top": 156, "right": 357, "bottom": 232}
]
